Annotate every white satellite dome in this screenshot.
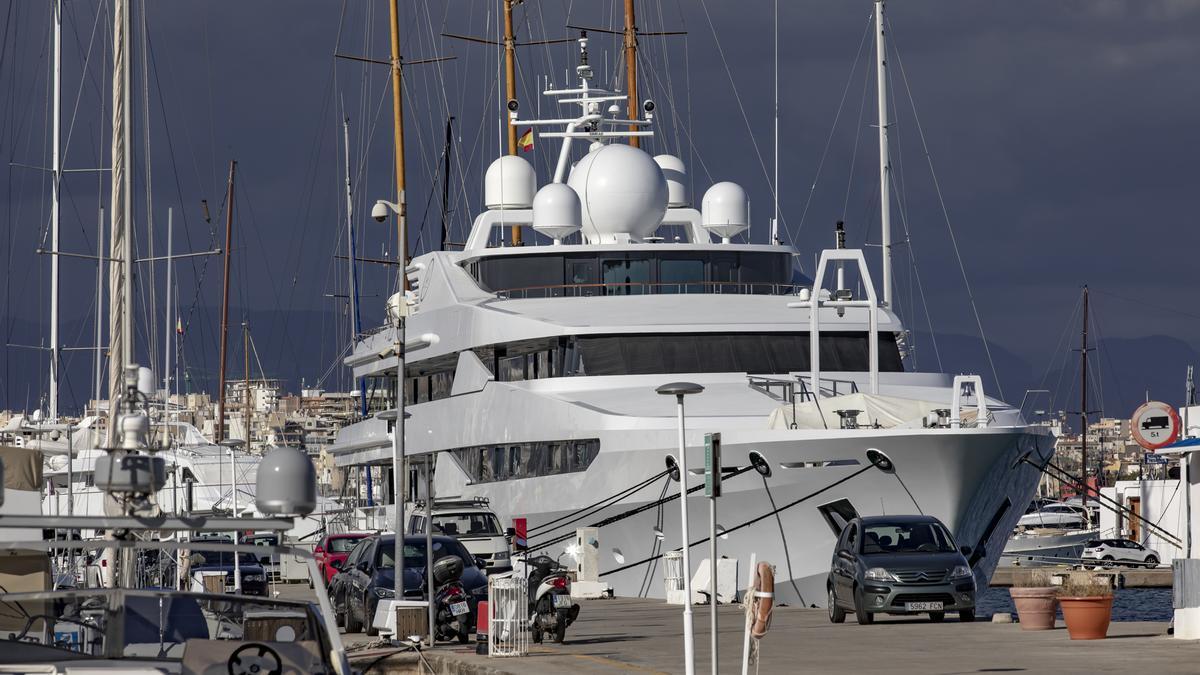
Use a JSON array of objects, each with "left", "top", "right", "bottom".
[
  {"left": 701, "top": 181, "right": 750, "bottom": 242},
  {"left": 653, "top": 154, "right": 690, "bottom": 208},
  {"left": 567, "top": 144, "right": 668, "bottom": 243},
  {"left": 532, "top": 183, "right": 582, "bottom": 243},
  {"left": 484, "top": 155, "right": 536, "bottom": 210}
]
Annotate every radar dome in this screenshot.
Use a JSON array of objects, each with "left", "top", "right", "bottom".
[
  {"left": 702, "top": 181, "right": 749, "bottom": 242},
  {"left": 567, "top": 144, "right": 667, "bottom": 243},
  {"left": 532, "top": 183, "right": 582, "bottom": 243},
  {"left": 484, "top": 155, "right": 536, "bottom": 210},
  {"left": 653, "top": 154, "right": 690, "bottom": 208},
  {"left": 256, "top": 445, "right": 317, "bottom": 516}
]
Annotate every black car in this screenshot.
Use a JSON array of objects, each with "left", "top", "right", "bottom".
[
  {"left": 827, "top": 515, "right": 976, "bottom": 624},
  {"left": 331, "top": 535, "right": 487, "bottom": 637},
  {"left": 190, "top": 550, "right": 269, "bottom": 597}
]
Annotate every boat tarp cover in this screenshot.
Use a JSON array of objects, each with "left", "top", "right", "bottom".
[
  {"left": 0, "top": 446, "right": 42, "bottom": 491},
  {"left": 766, "top": 392, "right": 978, "bottom": 430}
]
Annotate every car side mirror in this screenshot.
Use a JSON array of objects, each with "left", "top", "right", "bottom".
[
  {"left": 357, "top": 560, "right": 372, "bottom": 572},
  {"left": 330, "top": 559, "right": 343, "bottom": 571},
  {"left": 475, "top": 556, "right": 488, "bottom": 569},
  {"left": 259, "top": 555, "right": 271, "bottom": 565},
  {"left": 960, "top": 545, "right": 972, "bottom": 557},
  {"left": 506, "top": 527, "right": 516, "bottom": 538},
  {"left": 837, "top": 549, "right": 854, "bottom": 560}
]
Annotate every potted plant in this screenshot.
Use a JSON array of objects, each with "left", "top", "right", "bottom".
[
  {"left": 1008, "top": 569, "right": 1058, "bottom": 630},
  {"left": 1057, "top": 573, "right": 1114, "bottom": 640}
]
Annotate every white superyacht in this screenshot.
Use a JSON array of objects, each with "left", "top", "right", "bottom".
[{"left": 329, "top": 33, "right": 1054, "bottom": 606}]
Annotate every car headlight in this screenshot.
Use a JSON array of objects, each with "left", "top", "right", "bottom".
[
  {"left": 373, "top": 587, "right": 395, "bottom": 599},
  {"left": 864, "top": 567, "right": 898, "bottom": 582},
  {"left": 243, "top": 574, "right": 264, "bottom": 582},
  {"left": 493, "top": 551, "right": 510, "bottom": 561},
  {"left": 950, "top": 565, "right": 972, "bottom": 579}
]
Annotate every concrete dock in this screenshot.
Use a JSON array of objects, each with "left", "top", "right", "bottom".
[
  {"left": 991, "top": 566, "right": 1173, "bottom": 587},
  {"left": 340, "top": 597, "right": 1197, "bottom": 674}
]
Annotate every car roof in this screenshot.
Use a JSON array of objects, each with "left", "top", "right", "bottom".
[{"left": 858, "top": 514, "right": 942, "bottom": 526}]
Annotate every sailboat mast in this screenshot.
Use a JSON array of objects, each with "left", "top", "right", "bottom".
[
  {"left": 874, "top": 0, "right": 892, "bottom": 307},
  {"left": 163, "top": 207, "right": 173, "bottom": 444},
  {"left": 1080, "top": 285, "right": 1090, "bottom": 510},
  {"left": 343, "top": 118, "right": 365, "bottom": 415},
  {"left": 243, "top": 322, "right": 250, "bottom": 445},
  {"left": 107, "top": 0, "right": 133, "bottom": 443},
  {"left": 501, "top": 0, "right": 523, "bottom": 246},
  {"left": 623, "top": 0, "right": 639, "bottom": 149},
  {"left": 49, "top": 0, "right": 61, "bottom": 422},
  {"left": 216, "top": 160, "right": 236, "bottom": 443},
  {"left": 387, "top": 0, "right": 409, "bottom": 281},
  {"left": 771, "top": 0, "right": 779, "bottom": 245},
  {"left": 441, "top": 116, "right": 453, "bottom": 250}
]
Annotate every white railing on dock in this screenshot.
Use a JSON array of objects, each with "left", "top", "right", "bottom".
[
  {"left": 488, "top": 575, "right": 529, "bottom": 657},
  {"left": 664, "top": 550, "right": 685, "bottom": 604}
]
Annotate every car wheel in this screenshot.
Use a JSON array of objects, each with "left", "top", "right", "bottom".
[
  {"left": 1145, "top": 555, "right": 1159, "bottom": 568},
  {"left": 853, "top": 587, "right": 874, "bottom": 625},
  {"left": 959, "top": 609, "right": 975, "bottom": 622},
  {"left": 828, "top": 586, "right": 846, "bottom": 624},
  {"left": 345, "top": 597, "right": 363, "bottom": 634},
  {"left": 364, "top": 597, "right": 379, "bottom": 637},
  {"left": 1101, "top": 555, "right": 1115, "bottom": 569},
  {"left": 929, "top": 612, "right": 945, "bottom": 623}
]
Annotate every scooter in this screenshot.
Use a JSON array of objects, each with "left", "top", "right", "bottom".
[
  {"left": 513, "top": 553, "right": 580, "bottom": 644},
  {"left": 430, "top": 556, "right": 473, "bottom": 643}
]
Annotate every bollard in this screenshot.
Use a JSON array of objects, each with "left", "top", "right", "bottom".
[{"left": 475, "top": 600, "right": 489, "bottom": 655}]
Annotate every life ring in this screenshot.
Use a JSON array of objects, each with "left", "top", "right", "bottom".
[{"left": 751, "top": 562, "right": 774, "bottom": 639}]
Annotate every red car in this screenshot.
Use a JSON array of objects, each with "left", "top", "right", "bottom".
[{"left": 315, "top": 533, "right": 371, "bottom": 584}]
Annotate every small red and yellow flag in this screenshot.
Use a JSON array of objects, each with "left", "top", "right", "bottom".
[{"left": 518, "top": 127, "right": 534, "bottom": 152}]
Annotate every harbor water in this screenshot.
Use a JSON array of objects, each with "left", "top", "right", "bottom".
[{"left": 979, "top": 586, "right": 1173, "bottom": 622}]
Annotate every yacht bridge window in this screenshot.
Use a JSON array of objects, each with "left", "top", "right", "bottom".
[{"left": 466, "top": 250, "right": 806, "bottom": 298}]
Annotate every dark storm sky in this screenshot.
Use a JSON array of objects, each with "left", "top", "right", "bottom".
[{"left": 2, "top": 0, "right": 1199, "bottom": 417}]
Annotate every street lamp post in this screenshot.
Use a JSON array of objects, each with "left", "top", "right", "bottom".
[
  {"left": 657, "top": 381, "right": 704, "bottom": 675},
  {"left": 376, "top": 405, "right": 410, "bottom": 605}
]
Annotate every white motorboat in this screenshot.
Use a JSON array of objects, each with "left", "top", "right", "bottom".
[
  {"left": 1015, "top": 502, "right": 1090, "bottom": 530},
  {"left": 327, "top": 28, "right": 1054, "bottom": 607}
]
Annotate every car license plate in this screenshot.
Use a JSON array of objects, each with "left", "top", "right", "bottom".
[
  {"left": 905, "top": 601, "right": 943, "bottom": 611},
  {"left": 553, "top": 594, "right": 573, "bottom": 609},
  {"left": 450, "top": 601, "right": 470, "bottom": 617}
]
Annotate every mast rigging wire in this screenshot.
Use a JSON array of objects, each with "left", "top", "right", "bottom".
[{"left": 887, "top": 18, "right": 1003, "bottom": 398}]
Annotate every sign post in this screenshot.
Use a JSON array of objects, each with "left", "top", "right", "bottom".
[{"left": 704, "top": 433, "right": 721, "bottom": 675}]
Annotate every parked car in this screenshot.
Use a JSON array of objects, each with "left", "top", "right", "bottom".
[
  {"left": 331, "top": 534, "right": 487, "bottom": 637},
  {"left": 190, "top": 550, "right": 269, "bottom": 597},
  {"left": 406, "top": 498, "right": 513, "bottom": 573},
  {"left": 827, "top": 515, "right": 976, "bottom": 624},
  {"left": 1082, "top": 538, "right": 1160, "bottom": 568},
  {"left": 315, "top": 532, "right": 371, "bottom": 584}
]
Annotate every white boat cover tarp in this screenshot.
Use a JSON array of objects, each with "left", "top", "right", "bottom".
[{"left": 766, "top": 392, "right": 978, "bottom": 430}]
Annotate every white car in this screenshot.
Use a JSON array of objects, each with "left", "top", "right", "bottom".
[
  {"left": 406, "top": 498, "right": 513, "bottom": 573},
  {"left": 1082, "top": 538, "right": 1161, "bottom": 568}
]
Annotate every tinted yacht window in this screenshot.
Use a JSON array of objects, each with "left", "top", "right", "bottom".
[{"left": 577, "top": 332, "right": 902, "bottom": 375}]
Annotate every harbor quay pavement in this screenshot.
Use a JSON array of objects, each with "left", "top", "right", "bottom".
[{"left": 309, "top": 593, "right": 1198, "bottom": 674}]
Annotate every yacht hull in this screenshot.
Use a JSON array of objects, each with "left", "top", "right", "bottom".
[{"left": 436, "top": 425, "right": 1053, "bottom": 606}]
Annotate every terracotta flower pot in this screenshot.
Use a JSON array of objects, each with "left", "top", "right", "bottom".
[
  {"left": 1009, "top": 587, "right": 1058, "bottom": 630},
  {"left": 1059, "top": 595, "right": 1113, "bottom": 640}
]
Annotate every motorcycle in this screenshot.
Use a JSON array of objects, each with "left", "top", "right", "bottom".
[
  {"left": 513, "top": 553, "right": 580, "bottom": 644},
  {"left": 430, "top": 555, "right": 473, "bottom": 643}
]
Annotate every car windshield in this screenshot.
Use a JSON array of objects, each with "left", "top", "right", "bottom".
[
  {"left": 376, "top": 539, "right": 473, "bottom": 569},
  {"left": 862, "top": 522, "right": 957, "bottom": 554},
  {"left": 328, "top": 537, "right": 362, "bottom": 553},
  {"left": 191, "top": 551, "right": 260, "bottom": 567},
  {"left": 432, "top": 513, "right": 502, "bottom": 537},
  {"left": 0, "top": 589, "right": 325, "bottom": 665}
]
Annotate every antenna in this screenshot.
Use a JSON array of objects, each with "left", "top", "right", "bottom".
[{"left": 875, "top": 0, "right": 893, "bottom": 307}]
